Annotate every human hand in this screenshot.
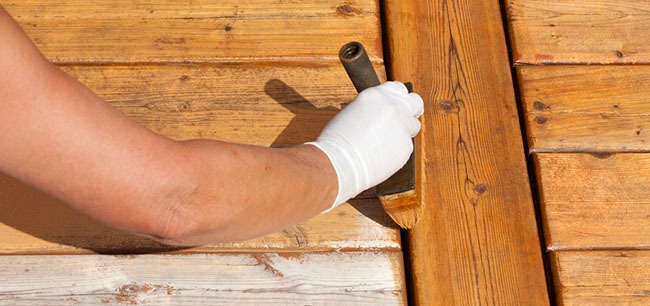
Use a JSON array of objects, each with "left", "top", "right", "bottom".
[{"left": 308, "top": 81, "right": 424, "bottom": 211}]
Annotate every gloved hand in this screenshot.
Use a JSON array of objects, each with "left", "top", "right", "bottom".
[{"left": 307, "top": 81, "right": 424, "bottom": 212}]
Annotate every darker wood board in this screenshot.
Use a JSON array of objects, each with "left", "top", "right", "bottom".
[
  {"left": 383, "top": 0, "right": 549, "bottom": 304},
  {"left": 506, "top": 0, "right": 650, "bottom": 65},
  {"left": 518, "top": 65, "right": 650, "bottom": 153},
  {"left": 3, "top": 0, "right": 382, "bottom": 64},
  {"left": 550, "top": 250, "right": 650, "bottom": 306},
  {"left": 534, "top": 153, "right": 650, "bottom": 251}
]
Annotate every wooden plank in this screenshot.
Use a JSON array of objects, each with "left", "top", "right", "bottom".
[
  {"left": 0, "top": 172, "right": 399, "bottom": 254},
  {"left": 56, "top": 63, "right": 384, "bottom": 146},
  {"left": 551, "top": 251, "right": 650, "bottom": 305},
  {"left": 506, "top": 0, "right": 650, "bottom": 65},
  {"left": 518, "top": 65, "right": 650, "bottom": 152},
  {"left": 3, "top": 0, "right": 382, "bottom": 63},
  {"left": 534, "top": 153, "right": 650, "bottom": 251},
  {"left": 0, "top": 251, "right": 406, "bottom": 305},
  {"left": 383, "top": 0, "right": 549, "bottom": 304}
]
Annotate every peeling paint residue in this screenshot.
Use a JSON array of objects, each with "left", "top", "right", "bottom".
[{"left": 252, "top": 254, "right": 284, "bottom": 278}]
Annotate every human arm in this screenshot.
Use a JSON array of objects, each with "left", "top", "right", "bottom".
[{"left": 0, "top": 6, "right": 422, "bottom": 246}]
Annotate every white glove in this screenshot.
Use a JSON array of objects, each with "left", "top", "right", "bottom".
[{"left": 307, "top": 81, "right": 424, "bottom": 212}]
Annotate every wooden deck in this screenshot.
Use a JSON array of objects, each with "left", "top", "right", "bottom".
[
  {"left": 507, "top": 0, "right": 650, "bottom": 304},
  {"left": 3, "top": 0, "right": 648, "bottom": 305}
]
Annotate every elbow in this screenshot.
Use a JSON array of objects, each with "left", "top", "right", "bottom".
[
  {"left": 136, "top": 194, "right": 234, "bottom": 247},
  {"left": 142, "top": 214, "right": 202, "bottom": 247},
  {"left": 139, "top": 205, "right": 211, "bottom": 247}
]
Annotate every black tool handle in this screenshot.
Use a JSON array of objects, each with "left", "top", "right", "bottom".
[
  {"left": 339, "top": 42, "right": 416, "bottom": 196},
  {"left": 339, "top": 42, "right": 381, "bottom": 92}
]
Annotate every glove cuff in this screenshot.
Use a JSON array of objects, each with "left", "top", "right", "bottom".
[{"left": 305, "top": 141, "right": 360, "bottom": 213}]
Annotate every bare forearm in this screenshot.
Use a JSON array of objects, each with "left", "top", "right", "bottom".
[
  {"left": 0, "top": 6, "right": 336, "bottom": 245},
  {"left": 168, "top": 141, "right": 336, "bottom": 245}
]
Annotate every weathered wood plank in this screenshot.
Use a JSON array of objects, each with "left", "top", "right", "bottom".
[
  {"left": 384, "top": 0, "right": 549, "bottom": 304},
  {"left": 0, "top": 251, "right": 406, "bottom": 305},
  {"left": 506, "top": 0, "right": 650, "bottom": 65},
  {"left": 3, "top": 0, "right": 382, "bottom": 63},
  {"left": 534, "top": 153, "right": 650, "bottom": 250},
  {"left": 0, "top": 171, "right": 399, "bottom": 254},
  {"left": 518, "top": 65, "right": 650, "bottom": 152},
  {"left": 551, "top": 251, "right": 650, "bottom": 306},
  {"left": 56, "top": 63, "right": 384, "bottom": 146}
]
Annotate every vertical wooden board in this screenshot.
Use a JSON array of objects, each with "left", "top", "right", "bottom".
[
  {"left": 551, "top": 251, "right": 650, "bottom": 306},
  {"left": 4, "top": 0, "right": 382, "bottom": 63},
  {"left": 384, "top": 0, "right": 549, "bottom": 305},
  {"left": 518, "top": 65, "right": 650, "bottom": 152},
  {"left": 534, "top": 153, "right": 650, "bottom": 250},
  {"left": 506, "top": 0, "right": 650, "bottom": 65},
  {"left": 0, "top": 252, "right": 406, "bottom": 305}
]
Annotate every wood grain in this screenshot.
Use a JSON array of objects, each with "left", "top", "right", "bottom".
[
  {"left": 551, "top": 251, "right": 650, "bottom": 305},
  {"left": 384, "top": 0, "right": 549, "bottom": 304},
  {"left": 4, "top": 0, "right": 382, "bottom": 63},
  {"left": 518, "top": 65, "right": 650, "bottom": 152},
  {"left": 58, "top": 64, "right": 386, "bottom": 146},
  {"left": 534, "top": 153, "right": 650, "bottom": 251},
  {"left": 0, "top": 251, "right": 406, "bottom": 305},
  {"left": 506, "top": 0, "right": 650, "bottom": 65}
]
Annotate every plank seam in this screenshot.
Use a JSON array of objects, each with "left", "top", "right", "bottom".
[{"left": 49, "top": 57, "right": 385, "bottom": 67}]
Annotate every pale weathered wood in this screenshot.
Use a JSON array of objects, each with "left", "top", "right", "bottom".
[
  {"left": 534, "top": 153, "right": 650, "bottom": 250},
  {"left": 518, "top": 65, "right": 650, "bottom": 152},
  {"left": 0, "top": 251, "right": 406, "bottom": 305},
  {"left": 3, "top": 0, "right": 382, "bottom": 63},
  {"left": 551, "top": 251, "right": 650, "bottom": 306},
  {"left": 0, "top": 171, "right": 399, "bottom": 254},
  {"left": 57, "top": 64, "right": 384, "bottom": 146},
  {"left": 506, "top": 0, "right": 650, "bottom": 65},
  {"left": 384, "top": 0, "right": 549, "bottom": 304}
]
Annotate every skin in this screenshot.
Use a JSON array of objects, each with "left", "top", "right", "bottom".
[{"left": 0, "top": 6, "right": 337, "bottom": 246}]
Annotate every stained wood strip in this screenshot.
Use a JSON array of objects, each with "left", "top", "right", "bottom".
[
  {"left": 3, "top": 0, "right": 382, "bottom": 63},
  {"left": 57, "top": 64, "right": 386, "bottom": 146},
  {"left": 551, "top": 251, "right": 650, "bottom": 305},
  {"left": 518, "top": 65, "right": 650, "bottom": 152},
  {"left": 506, "top": 0, "right": 650, "bottom": 65},
  {"left": 0, "top": 251, "right": 406, "bottom": 305},
  {"left": 534, "top": 153, "right": 650, "bottom": 250},
  {"left": 384, "top": 0, "right": 549, "bottom": 304},
  {"left": 0, "top": 171, "right": 400, "bottom": 254}
]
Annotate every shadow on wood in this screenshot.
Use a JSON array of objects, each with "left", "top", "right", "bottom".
[{"left": 264, "top": 79, "right": 338, "bottom": 147}]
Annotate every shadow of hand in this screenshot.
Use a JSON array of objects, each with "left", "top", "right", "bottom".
[{"left": 264, "top": 79, "right": 339, "bottom": 147}]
